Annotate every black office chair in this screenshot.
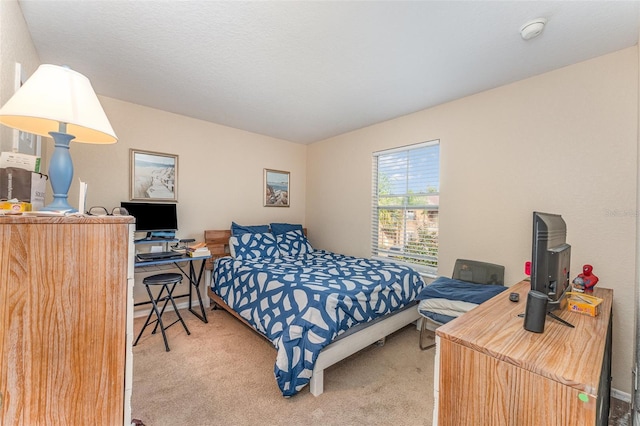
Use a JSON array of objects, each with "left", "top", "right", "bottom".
[{"left": 451, "top": 259, "right": 504, "bottom": 286}]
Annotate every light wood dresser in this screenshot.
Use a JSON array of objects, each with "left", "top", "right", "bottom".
[
  {"left": 0, "top": 215, "right": 135, "bottom": 425},
  {"left": 434, "top": 280, "right": 613, "bottom": 426}
]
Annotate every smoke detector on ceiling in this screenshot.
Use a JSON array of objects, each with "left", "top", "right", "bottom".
[{"left": 520, "top": 18, "right": 547, "bottom": 40}]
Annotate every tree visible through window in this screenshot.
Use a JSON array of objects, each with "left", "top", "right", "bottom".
[{"left": 372, "top": 140, "right": 440, "bottom": 271}]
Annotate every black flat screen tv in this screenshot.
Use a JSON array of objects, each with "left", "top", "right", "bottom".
[
  {"left": 530, "top": 211, "right": 571, "bottom": 311},
  {"left": 121, "top": 202, "right": 178, "bottom": 238}
]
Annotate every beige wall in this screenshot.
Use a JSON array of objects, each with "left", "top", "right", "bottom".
[
  {"left": 307, "top": 47, "right": 638, "bottom": 394},
  {"left": 0, "top": 0, "right": 40, "bottom": 153},
  {"left": 69, "top": 98, "right": 307, "bottom": 307},
  {"left": 71, "top": 97, "right": 307, "bottom": 239}
]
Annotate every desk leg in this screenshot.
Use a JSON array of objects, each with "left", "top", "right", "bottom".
[
  {"left": 172, "top": 259, "right": 208, "bottom": 323},
  {"left": 188, "top": 260, "right": 208, "bottom": 323}
]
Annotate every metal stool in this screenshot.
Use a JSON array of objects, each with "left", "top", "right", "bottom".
[{"left": 134, "top": 272, "right": 190, "bottom": 351}]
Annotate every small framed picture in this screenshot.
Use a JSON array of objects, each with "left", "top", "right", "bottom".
[
  {"left": 264, "top": 169, "right": 289, "bottom": 207},
  {"left": 130, "top": 149, "right": 178, "bottom": 202}
]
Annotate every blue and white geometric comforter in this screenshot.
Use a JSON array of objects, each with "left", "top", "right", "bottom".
[{"left": 212, "top": 250, "right": 425, "bottom": 396}]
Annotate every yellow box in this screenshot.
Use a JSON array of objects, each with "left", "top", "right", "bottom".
[
  {"left": 0, "top": 201, "right": 32, "bottom": 212},
  {"left": 566, "top": 292, "right": 602, "bottom": 317}
]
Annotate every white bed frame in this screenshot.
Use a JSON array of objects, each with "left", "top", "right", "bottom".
[
  {"left": 204, "top": 229, "right": 421, "bottom": 396},
  {"left": 309, "top": 306, "right": 420, "bottom": 396},
  {"left": 208, "top": 286, "right": 419, "bottom": 396}
]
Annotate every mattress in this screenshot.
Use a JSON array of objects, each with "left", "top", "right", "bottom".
[
  {"left": 417, "top": 276, "right": 506, "bottom": 324},
  {"left": 212, "top": 250, "right": 425, "bottom": 396}
]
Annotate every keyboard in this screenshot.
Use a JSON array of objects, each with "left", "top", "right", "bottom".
[{"left": 137, "top": 251, "right": 183, "bottom": 261}]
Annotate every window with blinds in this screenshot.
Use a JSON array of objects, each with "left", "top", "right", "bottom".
[{"left": 372, "top": 140, "right": 440, "bottom": 272}]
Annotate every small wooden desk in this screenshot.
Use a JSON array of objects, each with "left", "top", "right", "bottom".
[{"left": 435, "top": 280, "right": 613, "bottom": 426}]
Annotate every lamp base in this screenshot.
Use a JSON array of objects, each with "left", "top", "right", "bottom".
[
  {"left": 41, "top": 198, "right": 76, "bottom": 212},
  {"left": 41, "top": 131, "right": 77, "bottom": 212}
]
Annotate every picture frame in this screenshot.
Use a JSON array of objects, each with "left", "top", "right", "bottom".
[
  {"left": 264, "top": 169, "right": 290, "bottom": 207},
  {"left": 130, "top": 149, "right": 178, "bottom": 202},
  {"left": 13, "top": 63, "right": 41, "bottom": 156}
]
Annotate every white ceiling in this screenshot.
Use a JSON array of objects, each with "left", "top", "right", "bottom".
[{"left": 18, "top": 1, "right": 640, "bottom": 144}]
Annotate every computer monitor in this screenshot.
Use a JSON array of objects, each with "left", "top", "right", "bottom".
[
  {"left": 120, "top": 202, "right": 177, "bottom": 238},
  {"left": 530, "top": 211, "right": 571, "bottom": 311}
]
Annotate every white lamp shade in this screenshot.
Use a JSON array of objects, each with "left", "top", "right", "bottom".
[{"left": 0, "top": 64, "right": 117, "bottom": 144}]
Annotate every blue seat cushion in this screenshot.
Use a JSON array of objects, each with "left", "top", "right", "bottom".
[{"left": 417, "top": 276, "right": 506, "bottom": 304}]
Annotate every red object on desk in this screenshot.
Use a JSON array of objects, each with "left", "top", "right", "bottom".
[{"left": 578, "top": 264, "right": 599, "bottom": 291}]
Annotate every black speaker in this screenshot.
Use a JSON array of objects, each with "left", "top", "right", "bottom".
[{"left": 523, "top": 290, "right": 547, "bottom": 333}]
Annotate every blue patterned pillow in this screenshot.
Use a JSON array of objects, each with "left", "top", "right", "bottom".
[
  {"left": 231, "top": 222, "right": 270, "bottom": 236},
  {"left": 229, "top": 232, "right": 281, "bottom": 260},
  {"left": 276, "top": 229, "right": 313, "bottom": 256},
  {"left": 270, "top": 222, "right": 303, "bottom": 235}
]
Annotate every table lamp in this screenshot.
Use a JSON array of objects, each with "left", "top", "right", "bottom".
[{"left": 0, "top": 64, "right": 117, "bottom": 211}]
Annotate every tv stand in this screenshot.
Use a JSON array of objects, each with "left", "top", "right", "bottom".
[
  {"left": 434, "top": 280, "right": 612, "bottom": 425},
  {"left": 547, "top": 310, "right": 574, "bottom": 328}
]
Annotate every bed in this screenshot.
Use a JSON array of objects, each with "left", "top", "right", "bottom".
[{"left": 204, "top": 225, "right": 425, "bottom": 397}]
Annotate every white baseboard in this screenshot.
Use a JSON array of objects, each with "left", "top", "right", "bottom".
[
  {"left": 612, "top": 388, "right": 631, "bottom": 403},
  {"left": 133, "top": 298, "right": 208, "bottom": 319}
]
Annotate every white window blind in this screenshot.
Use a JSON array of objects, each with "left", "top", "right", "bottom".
[{"left": 372, "top": 140, "right": 440, "bottom": 271}]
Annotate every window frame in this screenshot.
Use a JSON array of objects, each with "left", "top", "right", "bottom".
[{"left": 371, "top": 140, "right": 440, "bottom": 276}]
